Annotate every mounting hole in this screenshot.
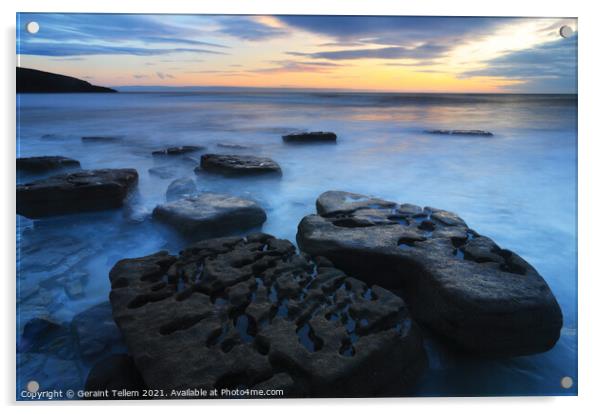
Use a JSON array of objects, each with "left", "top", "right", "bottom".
[
  {"left": 559, "top": 25, "right": 574, "bottom": 39},
  {"left": 26, "top": 380, "right": 39, "bottom": 392},
  {"left": 560, "top": 376, "right": 574, "bottom": 389},
  {"left": 26, "top": 21, "right": 39, "bottom": 34}
]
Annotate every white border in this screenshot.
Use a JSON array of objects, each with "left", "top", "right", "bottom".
[{"left": 2, "top": 1, "right": 600, "bottom": 413}]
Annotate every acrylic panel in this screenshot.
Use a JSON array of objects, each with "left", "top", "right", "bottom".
[{"left": 16, "top": 13, "right": 577, "bottom": 400}]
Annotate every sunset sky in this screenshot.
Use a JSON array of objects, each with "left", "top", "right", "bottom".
[{"left": 16, "top": 14, "right": 577, "bottom": 93}]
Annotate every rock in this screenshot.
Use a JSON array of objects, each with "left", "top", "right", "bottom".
[
  {"left": 148, "top": 166, "right": 177, "bottom": 179},
  {"left": 199, "top": 154, "right": 282, "bottom": 176},
  {"left": 296, "top": 191, "right": 563, "bottom": 357},
  {"left": 17, "top": 67, "right": 117, "bottom": 93},
  {"left": 17, "top": 168, "right": 138, "bottom": 218},
  {"left": 217, "top": 143, "right": 251, "bottom": 150},
  {"left": 108, "top": 233, "right": 425, "bottom": 397},
  {"left": 166, "top": 178, "right": 197, "bottom": 201},
  {"left": 424, "top": 129, "right": 493, "bottom": 136},
  {"left": 152, "top": 146, "right": 204, "bottom": 156},
  {"left": 84, "top": 354, "right": 146, "bottom": 399},
  {"left": 282, "top": 131, "right": 337, "bottom": 143},
  {"left": 71, "top": 302, "right": 126, "bottom": 364},
  {"left": 18, "top": 317, "right": 79, "bottom": 359},
  {"left": 81, "top": 136, "right": 123, "bottom": 143},
  {"left": 153, "top": 193, "right": 267, "bottom": 239},
  {"left": 17, "top": 156, "right": 81, "bottom": 173}
]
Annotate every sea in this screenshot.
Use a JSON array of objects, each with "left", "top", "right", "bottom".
[{"left": 16, "top": 91, "right": 578, "bottom": 397}]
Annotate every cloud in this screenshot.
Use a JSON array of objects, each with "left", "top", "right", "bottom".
[
  {"left": 216, "top": 16, "right": 288, "bottom": 41},
  {"left": 19, "top": 42, "right": 224, "bottom": 57},
  {"left": 291, "top": 43, "right": 448, "bottom": 61},
  {"left": 251, "top": 60, "right": 343, "bottom": 74},
  {"left": 17, "top": 13, "right": 227, "bottom": 57},
  {"left": 156, "top": 72, "right": 174, "bottom": 79},
  {"left": 461, "top": 35, "right": 577, "bottom": 92}
]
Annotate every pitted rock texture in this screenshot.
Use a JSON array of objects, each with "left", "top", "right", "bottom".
[
  {"left": 17, "top": 168, "right": 138, "bottom": 218},
  {"left": 109, "top": 234, "right": 425, "bottom": 397},
  {"left": 297, "top": 191, "right": 563, "bottom": 357},
  {"left": 282, "top": 131, "right": 337, "bottom": 143},
  {"left": 152, "top": 193, "right": 266, "bottom": 240},
  {"left": 200, "top": 154, "right": 282, "bottom": 176}
]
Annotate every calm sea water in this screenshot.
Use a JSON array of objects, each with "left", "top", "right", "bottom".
[{"left": 16, "top": 92, "right": 577, "bottom": 397}]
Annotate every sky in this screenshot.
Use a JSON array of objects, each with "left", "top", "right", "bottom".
[{"left": 16, "top": 14, "right": 577, "bottom": 93}]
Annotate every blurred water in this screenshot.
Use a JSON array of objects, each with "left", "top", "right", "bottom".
[{"left": 16, "top": 91, "right": 577, "bottom": 397}]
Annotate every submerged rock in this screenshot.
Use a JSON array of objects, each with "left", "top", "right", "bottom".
[
  {"left": 17, "top": 168, "right": 138, "bottom": 218},
  {"left": 85, "top": 354, "right": 146, "bottom": 399},
  {"left": 296, "top": 191, "right": 563, "bottom": 357},
  {"left": 199, "top": 154, "right": 282, "bottom": 176},
  {"left": 166, "top": 177, "right": 197, "bottom": 201},
  {"left": 108, "top": 234, "right": 425, "bottom": 397},
  {"left": 152, "top": 193, "right": 266, "bottom": 239},
  {"left": 217, "top": 143, "right": 251, "bottom": 150},
  {"left": 424, "top": 129, "right": 493, "bottom": 136},
  {"left": 71, "top": 302, "right": 125, "bottom": 364},
  {"left": 152, "top": 146, "right": 204, "bottom": 156},
  {"left": 148, "top": 166, "right": 177, "bottom": 179},
  {"left": 17, "top": 156, "right": 81, "bottom": 173},
  {"left": 81, "top": 136, "right": 124, "bottom": 143},
  {"left": 282, "top": 131, "right": 337, "bottom": 143}
]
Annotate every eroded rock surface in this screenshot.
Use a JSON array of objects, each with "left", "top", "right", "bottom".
[
  {"left": 109, "top": 234, "right": 425, "bottom": 397},
  {"left": 282, "top": 131, "right": 337, "bottom": 143},
  {"left": 17, "top": 169, "right": 138, "bottom": 218},
  {"left": 17, "top": 156, "right": 81, "bottom": 173},
  {"left": 297, "top": 191, "right": 563, "bottom": 356},
  {"left": 153, "top": 193, "right": 266, "bottom": 239},
  {"left": 199, "top": 154, "right": 282, "bottom": 176}
]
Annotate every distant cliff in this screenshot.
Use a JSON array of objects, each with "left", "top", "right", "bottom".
[{"left": 17, "top": 67, "right": 117, "bottom": 93}]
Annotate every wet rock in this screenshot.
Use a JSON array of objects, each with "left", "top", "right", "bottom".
[
  {"left": 17, "top": 156, "right": 81, "bottom": 173},
  {"left": 282, "top": 131, "right": 337, "bottom": 143},
  {"left": 148, "top": 166, "right": 177, "bottom": 179},
  {"left": 108, "top": 234, "right": 426, "bottom": 397},
  {"left": 71, "top": 302, "right": 125, "bottom": 364},
  {"left": 84, "top": 354, "right": 146, "bottom": 399},
  {"left": 424, "top": 129, "right": 493, "bottom": 136},
  {"left": 17, "top": 168, "right": 138, "bottom": 218},
  {"left": 152, "top": 146, "right": 204, "bottom": 156},
  {"left": 199, "top": 154, "right": 282, "bottom": 176},
  {"left": 296, "top": 191, "right": 563, "bottom": 357},
  {"left": 81, "top": 136, "right": 123, "bottom": 143},
  {"left": 217, "top": 143, "right": 251, "bottom": 150},
  {"left": 153, "top": 193, "right": 267, "bottom": 239},
  {"left": 18, "top": 317, "right": 78, "bottom": 359},
  {"left": 166, "top": 178, "right": 197, "bottom": 201}
]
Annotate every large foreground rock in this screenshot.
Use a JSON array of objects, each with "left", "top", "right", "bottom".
[
  {"left": 200, "top": 154, "right": 281, "bottom": 176},
  {"left": 17, "top": 169, "right": 138, "bottom": 218},
  {"left": 17, "top": 156, "right": 81, "bottom": 173},
  {"left": 296, "top": 191, "right": 563, "bottom": 357},
  {"left": 153, "top": 193, "right": 266, "bottom": 239},
  {"left": 109, "top": 234, "right": 425, "bottom": 397},
  {"left": 282, "top": 131, "right": 337, "bottom": 143}
]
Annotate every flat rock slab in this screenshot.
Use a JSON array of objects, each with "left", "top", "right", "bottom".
[
  {"left": 424, "top": 129, "right": 493, "bottom": 136},
  {"left": 282, "top": 131, "right": 337, "bottom": 143},
  {"left": 17, "top": 168, "right": 138, "bottom": 218},
  {"left": 297, "top": 191, "right": 562, "bottom": 357},
  {"left": 153, "top": 193, "right": 267, "bottom": 239},
  {"left": 200, "top": 154, "right": 282, "bottom": 176},
  {"left": 152, "top": 146, "right": 204, "bottom": 156},
  {"left": 109, "top": 234, "right": 425, "bottom": 397},
  {"left": 17, "top": 156, "right": 81, "bottom": 173}
]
